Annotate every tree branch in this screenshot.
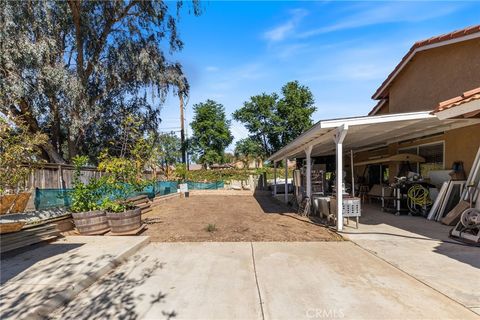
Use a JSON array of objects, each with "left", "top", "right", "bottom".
[
  {"left": 84, "top": 0, "right": 139, "bottom": 80},
  {"left": 67, "top": 0, "right": 84, "bottom": 82}
]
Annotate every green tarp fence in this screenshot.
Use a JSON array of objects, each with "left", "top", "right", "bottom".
[
  {"left": 34, "top": 180, "right": 223, "bottom": 210},
  {"left": 186, "top": 181, "right": 224, "bottom": 190},
  {"left": 34, "top": 189, "right": 73, "bottom": 210},
  {"left": 34, "top": 181, "right": 179, "bottom": 210}
]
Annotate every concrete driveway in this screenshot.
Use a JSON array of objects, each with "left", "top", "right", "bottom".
[{"left": 52, "top": 241, "right": 477, "bottom": 320}]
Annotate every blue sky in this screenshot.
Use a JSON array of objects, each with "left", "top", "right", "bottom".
[{"left": 159, "top": 1, "right": 479, "bottom": 152}]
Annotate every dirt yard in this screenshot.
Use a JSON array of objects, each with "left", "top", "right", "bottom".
[{"left": 142, "top": 194, "right": 341, "bottom": 242}]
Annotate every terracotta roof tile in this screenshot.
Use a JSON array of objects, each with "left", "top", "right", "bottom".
[
  {"left": 438, "top": 95, "right": 464, "bottom": 108},
  {"left": 370, "top": 25, "right": 480, "bottom": 108},
  {"left": 463, "top": 87, "right": 480, "bottom": 97},
  {"left": 433, "top": 87, "right": 480, "bottom": 113}
]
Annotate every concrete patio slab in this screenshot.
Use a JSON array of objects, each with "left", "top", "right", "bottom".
[
  {"left": 51, "top": 242, "right": 262, "bottom": 320},
  {"left": 52, "top": 241, "right": 476, "bottom": 319},
  {"left": 0, "top": 236, "right": 150, "bottom": 320},
  {"left": 253, "top": 241, "right": 477, "bottom": 320},
  {"left": 341, "top": 204, "right": 480, "bottom": 314}
]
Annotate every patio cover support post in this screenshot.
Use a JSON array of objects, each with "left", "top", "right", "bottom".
[
  {"left": 350, "top": 150, "right": 355, "bottom": 197},
  {"left": 284, "top": 157, "right": 289, "bottom": 203},
  {"left": 305, "top": 145, "right": 313, "bottom": 198},
  {"left": 334, "top": 125, "right": 348, "bottom": 231},
  {"left": 273, "top": 161, "right": 277, "bottom": 196}
]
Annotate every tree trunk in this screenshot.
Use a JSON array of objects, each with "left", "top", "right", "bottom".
[
  {"left": 42, "top": 143, "right": 66, "bottom": 164},
  {"left": 68, "top": 136, "right": 78, "bottom": 161},
  {"left": 50, "top": 97, "right": 62, "bottom": 155},
  {"left": 9, "top": 100, "right": 66, "bottom": 163}
]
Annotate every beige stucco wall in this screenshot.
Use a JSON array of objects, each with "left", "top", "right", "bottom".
[
  {"left": 357, "top": 38, "right": 480, "bottom": 183},
  {"left": 388, "top": 38, "right": 480, "bottom": 113},
  {"left": 444, "top": 124, "right": 480, "bottom": 174},
  {"left": 375, "top": 101, "right": 390, "bottom": 115},
  {"left": 353, "top": 124, "right": 480, "bottom": 182}
]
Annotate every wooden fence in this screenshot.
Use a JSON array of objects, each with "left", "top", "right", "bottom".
[{"left": 24, "top": 163, "right": 155, "bottom": 190}]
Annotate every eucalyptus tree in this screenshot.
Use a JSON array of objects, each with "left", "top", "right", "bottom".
[{"left": 0, "top": 0, "right": 200, "bottom": 163}]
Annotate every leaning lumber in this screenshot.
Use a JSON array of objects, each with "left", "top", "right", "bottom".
[{"left": 441, "top": 200, "right": 470, "bottom": 226}]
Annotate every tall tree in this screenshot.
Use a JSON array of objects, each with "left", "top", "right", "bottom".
[
  {"left": 274, "top": 81, "right": 316, "bottom": 150},
  {"left": 233, "top": 81, "right": 316, "bottom": 156},
  {"left": 158, "top": 132, "right": 182, "bottom": 169},
  {"left": 190, "top": 100, "right": 233, "bottom": 167},
  {"left": 0, "top": 1, "right": 200, "bottom": 163},
  {"left": 232, "top": 93, "right": 278, "bottom": 156}
]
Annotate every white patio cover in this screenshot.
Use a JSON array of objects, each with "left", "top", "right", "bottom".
[{"left": 267, "top": 111, "right": 480, "bottom": 231}]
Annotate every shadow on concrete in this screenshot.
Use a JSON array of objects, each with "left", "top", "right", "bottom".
[
  {"left": 1, "top": 242, "right": 83, "bottom": 285},
  {"left": 52, "top": 255, "right": 174, "bottom": 320},
  {"left": 0, "top": 244, "right": 175, "bottom": 319},
  {"left": 1, "top": 246, "right": 95, "bottom": 319}
]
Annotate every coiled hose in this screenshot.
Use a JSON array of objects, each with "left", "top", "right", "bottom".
[{"left": 407, "top": 184, "right": 432, "bottom": 215}]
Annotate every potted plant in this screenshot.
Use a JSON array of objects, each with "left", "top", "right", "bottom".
[
  {"left": 98, "top": 153, "right": 147, "bottom": 233},
  {"left": 97, "top": 115, "right": 156, "bottom": 233},
  {"left": 70, "top": 156, "right": 110, "bottom": 235},
  {"left": 98, "top": 122, "right": 147, "bottom": 231},
  {"left": 102, "top": 197, "right": 142, "bottom": 234}
]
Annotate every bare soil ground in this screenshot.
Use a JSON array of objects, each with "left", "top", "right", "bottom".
[{"left": 142, "top": 194, "right": 341, "bottom": 242}]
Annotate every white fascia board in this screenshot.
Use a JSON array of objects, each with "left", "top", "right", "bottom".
[
  {"left": 267, "top": 128, "right": 334, "bottom": 162},
  {"left": 267, "top": 111, "right": 433, "bottom": 161},
  {"left": 435, "top": 99, "right": 480, "bottom": 120},
  {"left": 372, "top": 32, "right": 480, "bottom": 100},
  {"left": 288, "top": 129, "right": 337, "bottom": 159},
  {"left": 266, "top": 121, "right": 327, "bottom": 161},
  {"left": 320, "top": 111, "right": 434, "bottom": 128}
]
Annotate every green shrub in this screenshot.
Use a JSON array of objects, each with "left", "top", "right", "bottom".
[
  {"left": 70, "top": 156, "right": 105, "bottom": 212},
  {"left": 205, "top": 224, "right": 217, "bottom": 232}
]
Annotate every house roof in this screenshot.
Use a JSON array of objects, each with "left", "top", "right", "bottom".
[
  {"left": 433, "top": 87, "right": 480, "bottom": 120},
  {"left": 369, "top": 25, "right": 480, "bottom": 110},
  {"left": 210, "top": 163, "right": 235, "bottom": 169},
  {"left": 188, "top": 164, "right": 203, "bottom": 171},
  {"left": 434, "top": 87, "right": 480, "bottom": 113},
  {"left": 368, "top": 99, "right": 386, "bottom": 116}
]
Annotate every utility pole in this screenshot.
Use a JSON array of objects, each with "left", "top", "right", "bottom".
[
  {"left": 185, "top": 124, "right": 190, "bottom": 171},
  {"left": 180, "top": 94, "right": 186, "bottom": 164}
]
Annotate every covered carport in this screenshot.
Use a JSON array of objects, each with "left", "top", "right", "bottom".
[{"left": 268, "top": 111, "right": 479, "bottom": 231}]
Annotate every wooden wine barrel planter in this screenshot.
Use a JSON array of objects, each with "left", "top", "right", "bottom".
[
  {"left": 106, "top": 208, "right": 141, "bottom": 234},
  {"left": 72, "top": 210, "right": 109, "bottom": 235}
]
